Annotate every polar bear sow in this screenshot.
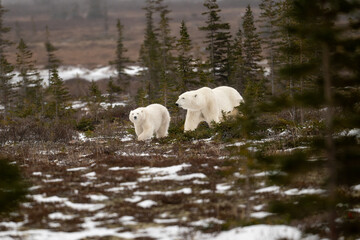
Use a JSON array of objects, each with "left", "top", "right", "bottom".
[
  {"left": 176, "top": 86, "right": 244, "bottom": 132},
  {"left": 129, "top": 104, "right": 170, "bottom": 141}
]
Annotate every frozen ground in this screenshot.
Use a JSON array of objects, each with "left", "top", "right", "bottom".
[{"left": 0, "top": 128, "right": 323, "bottom": 240}]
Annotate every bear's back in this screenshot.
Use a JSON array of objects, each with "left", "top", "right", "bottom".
[
  {"left": 144, "top": 104, "right": 170, "bottom": 126},
  {"left": 212, "top": 86, "right": 243, "bottom": 113}
]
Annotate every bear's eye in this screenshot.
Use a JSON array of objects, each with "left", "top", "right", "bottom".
[{"left": 182, "top": 97, "right": 185, "bottom": 100}]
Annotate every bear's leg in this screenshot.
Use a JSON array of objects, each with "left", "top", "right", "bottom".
[
  {"left": 156, "top": 116, "right": 169, "bottom": 138},
  {"left": 205, "top": 104, "right": 220, "bottom": 127},
  {"left": 137, "top": 123, "right": 154, "bottom": 141},
  {"left": 134, "top": 124, "right": 143, "bottom": 137},
  {"left": 184, "top": 110, "right": 202, "bottom": 132}
]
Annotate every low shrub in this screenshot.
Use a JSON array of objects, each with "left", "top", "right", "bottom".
[
  {"left": 0, "top": 118, "right": 76, "bottom": 144},
  {"left": 76, "top": 117, "right": 95, "bottom": 132}
]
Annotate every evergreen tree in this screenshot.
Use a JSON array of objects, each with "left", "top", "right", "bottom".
[
  {"left": 44, "top": 28, "right": 69, "bottom": 120},
  {"left": 47, "top": 68, "right": 70, "bottom": 120},
  {"left": 110, "top": 19, "right": 130, "bottom": 93},
  {"left": 87, "top": 80, "right": 104, "bottom": 122},
  {"left": 15, "top": 38, "right": 43, "bottom": 117},
  {"left": 135, "top": 86, "right": 147, "bottom": 107},
  {"left": 0, "top": 57, "right": 14, "bottom": 120},
  {"left": 155, "top": 0, "right": 177, "bottom": 107},
  {"left": 258, "top": 0, "right": 279, "bottom": 95},
  {"left": 276, "top": 0, "right": 317, "bottom": 123},
  {"left": 242, "top": 5, "right": 265, "bottom": 101},
  {"left": 30, "top": 16, "right": 37, "bottom": 34},
  {"left": 107, "top": 77, "right": 122, "bottom": 106},
  {"left": 259, "top": 1, "right": 360, "bottom": 239},
  {"left": 176, "top": 20, "right": 198, "bottom": 92},
  {"left": 0, "top": 2, "right": 14, "bottom": 120},
  {"left": 0, "top": 156, "right": 28, "bottom": 214},
  {"left": 275, "top": 0, "right": 302, "bottom": 122},
  {"left": 139, "top": 0, "right": 161, "bottom": 103},
  {"left": 229, "top": 27, "right": 246, "bottom": 92},
  {"left": 44, "top": 26, "right": 61, "bottom": 75},
  {"left": 199, "top": 0, "right": 232, "bottom": 85}
]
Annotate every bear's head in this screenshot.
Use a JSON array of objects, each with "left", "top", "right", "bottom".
[
  {"left": 176, "top": 90, "right": 206, "bottom": 111},
  {"left": 129, "top": 108, "right": 146, "bottom": 123}
]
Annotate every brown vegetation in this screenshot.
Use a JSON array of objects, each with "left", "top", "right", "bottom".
[{"left": 3, "top": 0, "right": 260, "bottom": 68}]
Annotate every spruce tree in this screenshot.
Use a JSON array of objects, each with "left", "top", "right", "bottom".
[
  {"left": 258, "top": 0, "right": 279, "bottom": 95},
  {"left": 47, "top": 69, "right": 70, "bottom": 120},
  {"left": 242, "top": 5, "right": 263, "bottom": 90},
  {"left": 45, "top": 26, "right": 60, "bottom": 75},
  {"left": 176, "top": 20, "right": 198, "bottom": 92},
  {"left": 258, "top": 1, "right": 360, "bottom": 239},
  {"left": 87, "top": 80, "right": 104, "bottom": 122},
  {"left": 242, "top": 5, "right": 264, "bottom": 101},
  {"left": 107, "top": 77, "right": 122, "bottom": 106},
  {"left": 276, "top": 0, "right": 317, "bottom": 124},
  {"left": 0, "top": 56, "right": 14, "bottom": 120},
  {"left": 229, "top": 27, "right": 246, "bottom": 92},
  {"left": 0, "top": 155, "right": 28, "bottom": 214},
  {"left": 44, "top": 28, "right": 69, "bottom": 120},
  {"left": 0, "top": 1, "right": 14, "bottom": 120},
  {"left": 199, "top": 0, "right": 232, "bottom": 85},
  {"left": 139, "top": 0, "right": 161, "bottom": 103},
  {"left": 110, "top": 19, "right": 130, "bottom": 93},
  {"left": 275, "top": 0, "right": 304, "bottom": 122},
  {"left": 155, "top": 0, "right": 177, "bottom": 108},
  {"left": 15, "top": 38, "right": 43, "bottom": 117}
]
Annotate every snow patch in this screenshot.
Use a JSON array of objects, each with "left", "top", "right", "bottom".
[
  {"left": 48, "top": 212, "right": 75, "bottom": 220},
  {"left": 190, "top": 217, "right": 225, "bottom": 227},
  {"left": 284, "top": 188, "right": 326, "bottom": 196},
  {"left": 134, "top": 188, "right": 192, "bottom": 196},
  {"left": 255, "top": 186, "right": 280, "bottom": 194},
  {"left": 32, "top": 195, "right": 68, "bottom": 203},
  {"left": 251, "top": 211, "right": 274, "bottom": 219},
  {"left": 87, "top": 194, "right": 109, "bottom": 201},
  {"left": 64, "top": 201, "right": 105, "bottom": 211},
  {"left": 137, "top": 200, "right": 157, "bottom": 208},
  {"left": 124, "top": 196, "right": 142, "bottom": 203},
  {"left": 108, "top": 166, "right": 134, "bottom": 171},
  {"left": 67, "top": 167, "right": 88, "bottom": 172}
]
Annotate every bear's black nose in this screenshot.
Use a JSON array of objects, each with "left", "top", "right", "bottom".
[
  {"left": 134, "top": 116, "right": 137, "bottom": 120},
  {"left": 175, "top": 103, "right": 179, "bottom": 107}
]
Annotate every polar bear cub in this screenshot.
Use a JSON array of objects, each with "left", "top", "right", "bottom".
[
  {"left": 129, "top": 104, "right": 170, "bottom": 141},
  {"left": 176, "top": 86, "right": 243, "bottom": 132}
]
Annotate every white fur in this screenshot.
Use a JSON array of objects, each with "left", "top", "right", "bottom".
[
  {"left": 129, "top": 104, "right": 170, "bottom": 141},
  {"left": 176, "top": 86, "right": 244, "bottom": 132}
]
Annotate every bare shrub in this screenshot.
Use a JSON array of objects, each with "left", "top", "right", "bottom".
[{"left": 0, "top": 118, "right": 76, "bottom": 144}]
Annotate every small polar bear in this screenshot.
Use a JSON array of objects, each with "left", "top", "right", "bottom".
[
  {"left": 129, "top": 104, "right": 170, "bottom": 141},
  {"left": 176, "top": 86, "right": 244, "bottom": 132}
]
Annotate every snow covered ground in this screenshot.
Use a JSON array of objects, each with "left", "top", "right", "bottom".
[
  {"left": 0, "top": 224, "right": 303, "bottom": 240},
  {"left": 0, "top": 130, "right": 322, "bottom": 240}
]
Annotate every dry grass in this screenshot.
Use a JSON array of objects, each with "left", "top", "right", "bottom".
[{"left": 3, "top": 0, "right": 254, "bottom": 68}]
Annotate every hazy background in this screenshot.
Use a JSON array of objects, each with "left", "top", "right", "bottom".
[{"left": 3, "top": 0, "right": 261, "bottom": 68}]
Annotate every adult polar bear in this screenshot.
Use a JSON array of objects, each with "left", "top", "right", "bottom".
[
  {"left": 129, "top": 104, "right": 170, "bottom": 141},
  {"left": 176, "top": 86, "right": 244, "bottom": 132}
]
